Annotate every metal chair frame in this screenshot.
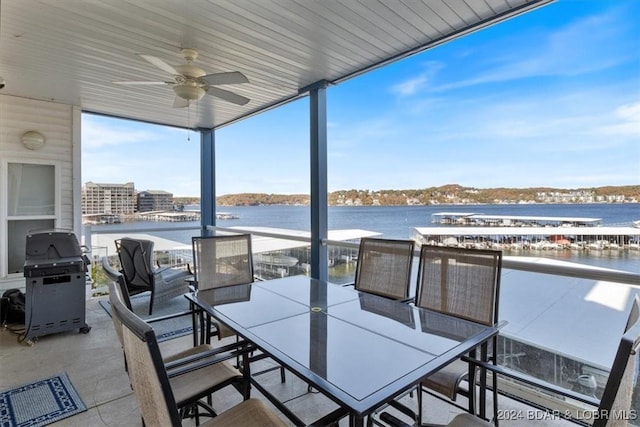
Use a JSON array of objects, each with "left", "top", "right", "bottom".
[{"left": 415, "top": 245, "right": 502, "bottom": 425}]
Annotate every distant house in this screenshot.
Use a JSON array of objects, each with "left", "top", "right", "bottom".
[{"left": 137, "top": 190, "right": 174, "bottom": 212}]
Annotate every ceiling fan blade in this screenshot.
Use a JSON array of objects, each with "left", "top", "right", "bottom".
[
  {"left": 201, "top": 71, "right": 249, "bottom": 86},
  {"left": 173, "top": 96, "right": 190, "bottom": 108},
  {"left": 206, "top": 86, "right": 250, "bottom": 105},
  {"left": 139, "top": 54, "right": 178, "bottom": 75},
  {"left": 113, "top": 81, "right": 171, "bottom": 85}
]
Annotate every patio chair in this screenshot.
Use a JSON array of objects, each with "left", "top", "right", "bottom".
[
  {"left": 102, "top": 255, "right": 121, "bottom": 280},
  {"left": 191, "top": 234, "right": 255, "bottom": 341},
  {"left": 415, "top": 245, "right": 502, "bottom": 424},
  {"left": 381, "top": 295, "right": 640, "bottom": 427},
  {"left": 107, "top": 275, "right": 212, "bottom": 365},
  {"left": 352, "top": 237, "right": 415, "bottom": 301},
  {"left": 115, "top": 283, "right": 287, "bottom": 427},
  {"left": 192, "top": 233, "right": 287, "bottom": 383},
  {"left": 108, "top": 281, "right": 256, "bottom": 425},
  {"left": 116, "top": 237, "right": 192, "bottom": 315}
]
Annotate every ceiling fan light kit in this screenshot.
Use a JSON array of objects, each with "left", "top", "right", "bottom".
[{"left": 173, "top": 84, "right": 205, "bottom": 101}]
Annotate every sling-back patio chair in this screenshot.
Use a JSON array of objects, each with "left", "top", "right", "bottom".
[
  {"left": 115, "top": 284, "right": 287, "bottom": 427},
  {"left": 415, "top": 245, "right": 502, "bottom": 424},
  {"left": 191, "top": 233, "right": 287, "bottom": 383},
  {"left": 191, "top": 234, "right": 255, "bottom": 342},
  {"left": 116, "top": 237, "right": 192, "bottom": 315},
  {"left": 107, "top": 274, "right": 234, "bottom": 365},
  {"left": 381, "top": 295, "right": 640, "bottom": 427},
  {"left": 109, "top": 281, "right": 257, "bottom": 425},
  {"left": 352, "top": 237, "right": 415, "bottom": 302}
]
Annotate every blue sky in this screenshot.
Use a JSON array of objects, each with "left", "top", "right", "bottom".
[{"left": 82, "top": 0, "right": 640, "bottom": 197}]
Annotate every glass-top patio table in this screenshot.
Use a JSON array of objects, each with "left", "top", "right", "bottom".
[{"left": 185, "top": 275, "right": 501, "bottom": 426}]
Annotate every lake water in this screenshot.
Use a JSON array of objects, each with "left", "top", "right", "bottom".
[
  {"left": 93, "top": 203, "right": 640, "bottom": 272},
  {"left": 93, "top": 203, "right": 640, "bottom": 368}
]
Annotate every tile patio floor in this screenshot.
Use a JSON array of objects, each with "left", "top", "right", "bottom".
[{"left": 0, "top": 291, "right": 578, "bottom": 426}]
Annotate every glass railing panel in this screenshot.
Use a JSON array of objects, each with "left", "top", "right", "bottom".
[
  {"left": 253, "top": 245, "right": 310, "bottom": 280},
  {"left": 85, "top": 223, "right": 199, "bottom": 289},
  {"left": 86, "top": 222, "right": 640, "bottom": 420},
  {"left": 327, "top": 243, "right": 358, "bottom": 285},
  {"left": 496, "top": 267, "right": 639, "bottom": 416},
  {"left": 86, "top": 224, "right": 319, "bottom": 288}
]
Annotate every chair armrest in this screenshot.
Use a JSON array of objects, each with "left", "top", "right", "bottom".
[
  {"left": 155, "top": 260, "right": 190, "bottom": 271},
  {"left": 379, "top": 411, "right": 412, "bottom": 427},
  {"left": 146, "top": 309, "right": 195, "bottom": 324},
  {"left": 154, "top": 263, "right": 191, "bottom": 274},
  {"left": 461, "top": 355, "right": 600, "bottom": 407},
  {"left": 165, "top": 340, "right": 256, "bottom": 377}
]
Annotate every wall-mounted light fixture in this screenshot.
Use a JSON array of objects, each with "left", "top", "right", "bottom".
[{"left": 22, "top": 130, "right": 46, "bottom": 150}]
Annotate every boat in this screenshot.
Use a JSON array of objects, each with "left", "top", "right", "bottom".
[
  {"left": 255, "top": 254, "right": 299, "bottom": 267},
  {"left": 216, "top": 212, "right": 240, "bottom": 220},
  {"left": 588, "top": 241, "right": 605, "bottom": 251}
]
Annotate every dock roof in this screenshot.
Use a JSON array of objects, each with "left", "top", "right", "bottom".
[
  {"left": 432, "top": 212, "right": 602, "bottom": 223},
  {"left": 415, "top": 226, "right": 640, "bottom": 237}
]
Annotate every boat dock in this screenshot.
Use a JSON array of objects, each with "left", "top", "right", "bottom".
[
  {"left": 414, "top": 225, "right": 640, "bottom": 251},
  {"left": 431, "top": 212, "right": 602, "bottom": 227},
  {"left": 134, "top": 211, "right": 200, "bottom": 222}
]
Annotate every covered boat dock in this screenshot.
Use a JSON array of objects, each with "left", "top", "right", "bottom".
[
  {"left": 431, "top": 212, "right": 603, "bottom": 227},
  {"left": 414, "top": 225, "right": 640, "bottom": 251}
]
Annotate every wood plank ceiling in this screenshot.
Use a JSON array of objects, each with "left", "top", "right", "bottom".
[{"left": 0, "top": 0, "right": 553, "bottom": 130}]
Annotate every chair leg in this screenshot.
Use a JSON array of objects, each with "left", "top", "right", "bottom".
[
  {"left": 190, "top": 301, "right": 198, "bottom": 346},
  {"left": 242, "top": 351, "right": 251, "bottom": 400},
  {"left": 148, "top": 290, "right": 154, "bottom": 315},
  {"left": 492, "top": 336, "right": 499, "bottom": 427},
  {"left": 417, "top": 384, "right": 423, "bottom": 425},
  {"left": 493, "top": 373, "right": 499, "bottom": 427}
]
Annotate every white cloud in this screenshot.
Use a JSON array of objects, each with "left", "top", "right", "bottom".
[
  {"left": 392, "top": 75, "right": 427, "bottom": 96},
  {"left": 81, "top": 116, "right": 182, "bottom": 149},
  {"left": 615, "top": 102, "right": 640, "bottom": 121},
  {"left": 427, "top": 7, "right": 633, "bottom": 93},
  {"left": 390, "top": 61, "right": 444, "bottom": 96},
  {"left": 593, "top": 102, "right": 640, "bottom": 138}
]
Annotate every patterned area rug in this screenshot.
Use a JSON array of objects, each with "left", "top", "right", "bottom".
[
  {"left": 0, "top": 373, "right": 86, "bottom": 427},
  {"left": 99, "top": 293, "right": 193, "bottom": 342}
]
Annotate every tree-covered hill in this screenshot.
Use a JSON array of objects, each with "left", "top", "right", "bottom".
[{"left": 198, "top": 185, "right": 640, "bottom": 206}]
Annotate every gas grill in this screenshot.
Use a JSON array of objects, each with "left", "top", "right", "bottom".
[{"left": 23, "top": 229, "right": 91, "bottom": 342}]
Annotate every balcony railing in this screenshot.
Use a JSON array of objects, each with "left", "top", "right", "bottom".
[{"left": 85, "top": 222, "right": 640, "bottom": 424}]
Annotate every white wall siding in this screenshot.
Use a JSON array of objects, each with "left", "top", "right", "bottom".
[{"left": 0, "top": 94, "right": 78, "bottom": 288}]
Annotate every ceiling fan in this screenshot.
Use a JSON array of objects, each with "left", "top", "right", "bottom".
[{"left": 114, "top": 48, "right": 250, "bottom": 107}]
